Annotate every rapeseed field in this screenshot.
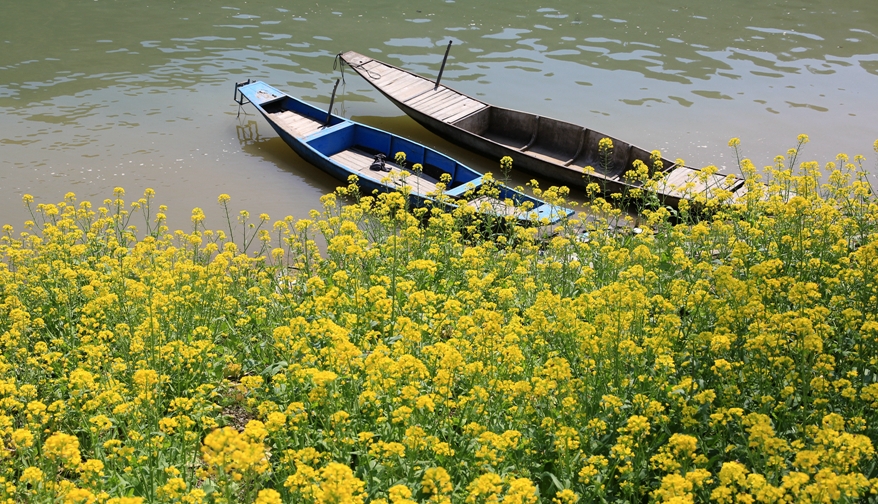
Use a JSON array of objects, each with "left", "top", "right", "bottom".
[{"left": 2, "top": 140, "right": 878, "bottom": 503}]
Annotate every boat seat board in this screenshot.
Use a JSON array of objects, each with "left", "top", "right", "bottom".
[
  {"left": 270, "top": 110, "right": 325, "bottom": 138},
  {"left": 329, "top": 148, "right": 440, "bottom": 195}
]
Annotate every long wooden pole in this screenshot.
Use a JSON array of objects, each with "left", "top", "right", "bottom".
[{"left": 434, "top": 41, "right": 453, "bottom": 90}]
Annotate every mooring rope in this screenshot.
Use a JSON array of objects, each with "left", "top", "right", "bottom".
[{"left": 332, "top": 53, "right": 346, "bottom": 84}]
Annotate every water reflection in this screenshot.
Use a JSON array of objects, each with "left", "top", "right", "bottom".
[{"left": 235, "top": 119, "right": 262, "bottom": 147}]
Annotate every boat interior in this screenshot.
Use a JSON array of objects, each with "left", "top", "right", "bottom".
[
  {"left": 451, "top": 106, "right": 677, "bottom": 183},
  {"left": 304, "top": 122, "right": 474, "bottom": 188},
  {"left": 308, "top": 124, "right": 547, "bottom": 215},
  {"left": 259, "top": 97, "right": 347, "bottom": 138}
]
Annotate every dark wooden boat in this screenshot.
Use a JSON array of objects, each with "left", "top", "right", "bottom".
[
  {"left": 339, "top": 51, "right": 746, "bottom": 208},
  {"left": 234, "top": 80, "right": 572, "bottom": 224}
]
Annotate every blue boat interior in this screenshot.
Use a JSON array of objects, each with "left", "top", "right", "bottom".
[{"left": 305, "top": 123, "right": 479, "bottom": 188}]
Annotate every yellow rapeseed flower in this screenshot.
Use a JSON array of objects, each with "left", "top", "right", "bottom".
[
  {"left": 254, "top": 489, "right": 283, "bottom": 504},
  {"left": 43, "top": 432, "right": 82, "bottom": 469}
]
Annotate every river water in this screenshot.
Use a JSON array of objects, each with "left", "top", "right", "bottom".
[{"left": 2, "top": 0, "right": 877, "bottom": 231}]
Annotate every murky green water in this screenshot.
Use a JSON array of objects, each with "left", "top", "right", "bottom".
[{"left": 2, "top": 0, "right": 877, "bottom": 229}]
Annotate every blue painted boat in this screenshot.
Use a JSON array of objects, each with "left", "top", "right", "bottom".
[{"left": 234, "top": 80, "right": 572, "bottom": 225}]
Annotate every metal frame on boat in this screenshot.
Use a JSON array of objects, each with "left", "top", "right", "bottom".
[
  {"left": 233, "top": 80, "right": 572, "bottom": 225},
  {"left": 338, "top": 51, "right": 747, "bottom": 209}
]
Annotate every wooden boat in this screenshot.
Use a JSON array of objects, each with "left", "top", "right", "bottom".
[
  {"left": 233, "top": 80, "right": 572, "bottom": 224},
  {"left": 338, "top": 51, "right": 747, "bottom": 208}
]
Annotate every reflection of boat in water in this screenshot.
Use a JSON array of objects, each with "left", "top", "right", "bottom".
[
  {"left": 235, "top": 119, "right": 262, "bottom": 146},
  {"left": 234, "top": 80, "right": 573, "bottom": 225},
  {"left": 339, "top": 50, "right": 748, "bottom": 208}
]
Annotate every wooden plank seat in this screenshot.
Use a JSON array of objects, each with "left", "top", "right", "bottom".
[
  {"left": 329, "top": 148, "right": 440, "bottom": 195},
  {"left": 270, "top": 110, "right": 324, "bottom": 138}
]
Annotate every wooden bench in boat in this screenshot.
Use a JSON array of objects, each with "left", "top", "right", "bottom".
[
  {"left": 269, "top": 110, "right": 325, "bottom": 138},
  {"left": 329, "top": 148, "right": 441, "bottom": 194}
]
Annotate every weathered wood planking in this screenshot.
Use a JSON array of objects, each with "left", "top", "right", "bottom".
[
  {"left": 404, "top": 88, "right": 486, "bottom": 122},
  {"left": 661, "top": 166, "right": 732, "bottom": 197},
  {"left": 420, "top": 95, "right": 471, "bottom": 116},
  {"left": 379, "top": 72, "right": 424, "bottom": 92},
  {"left": 329, "top": 148, "right": 440, "bottom": 194},
  {"left": 443, "top": 102, "right": 488, "bottom": 123},
  {"left": 271, "top": 111, "right": 324, "bottom": 137},
  {"left": 344, "top": 51, "right": 489, "bottom": 126},
  {"left": 406, "top": 88, "right": 455, "bottom": 106},
  {"left": 466, "top": 195, "right": 522, "bottom": 217},
  {"left": 394, "top": 81, "right": 441, "bottom": 102}
]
